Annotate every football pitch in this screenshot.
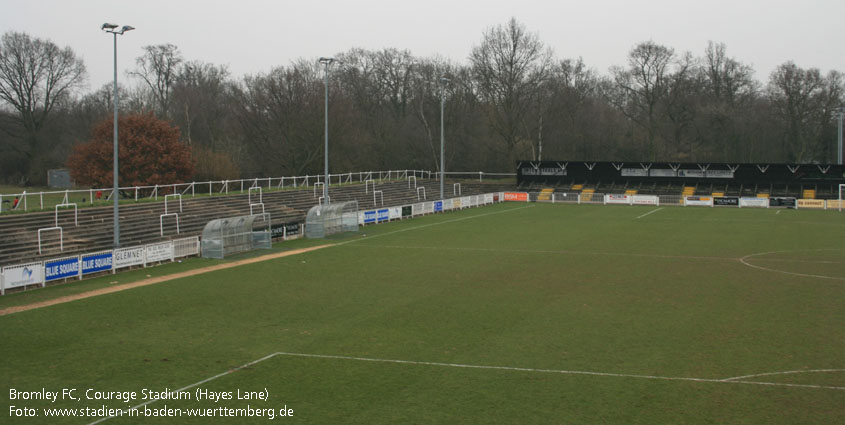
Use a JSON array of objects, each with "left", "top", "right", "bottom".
[{"left": 1, "top": 202, "right": 843, "bottom": 424}]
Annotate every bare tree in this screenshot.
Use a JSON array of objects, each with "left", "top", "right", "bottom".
[
  {"left": 607, "top": 41, "right": 674, "bottom": 160},
  {"left": 171, "top": 61, "right": 231, "bottom": 147},
  {"left": 233, "top": 62, "right": 325, "bottom": 176},
  {"left": 696, "top": 41, "right": 758, "bottom": 161},
  {"left": 767, "top": 62, "right": 836, "bottom": 162},
  {"left": 470, "top": 18, "right": 552, "bottom": 168},
  {"left": 131, "top": 44, "right": 183, "bottom": 118},
  {"left": 0, "top": 31, "right": 86, "bottom": 182}
]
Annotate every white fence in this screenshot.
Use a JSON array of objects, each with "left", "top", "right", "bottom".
[{"left": 0, "top": 237, "right": 199, "bottom": 295}]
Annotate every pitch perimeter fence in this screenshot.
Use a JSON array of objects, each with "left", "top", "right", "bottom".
[{"left": 515, "top": 191, "right": 844, "bottom": 210}]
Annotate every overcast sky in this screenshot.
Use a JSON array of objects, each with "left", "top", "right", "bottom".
[{"left": 2, "top": 0, "right": 843, "bottom": 90}]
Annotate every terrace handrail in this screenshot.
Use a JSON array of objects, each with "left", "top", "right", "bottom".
[{"left": 0, "top": 169, "right": 512, "bottom": 213}]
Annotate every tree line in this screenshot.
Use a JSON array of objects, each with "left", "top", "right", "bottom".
[{"left": 1, "top": 18, "right": 843, "bottom": 186}]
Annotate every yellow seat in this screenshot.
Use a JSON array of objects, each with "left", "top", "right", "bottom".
[{"left": 538, "top": 188, "right": 554, "bottom": 201}]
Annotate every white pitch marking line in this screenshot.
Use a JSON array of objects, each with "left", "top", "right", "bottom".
[
  {"left": 335, "top": 204, "right": 536, "bottom": 247},
  {"left": 89, "top": 351, "right": 845, "bottom": 423},
  {"left": 740, "top": 250, "right": 845, "bottom": 281},
  {"left": 636, "top": 207, "right": 663, "bottom": 219},
  {"left": 87, "top": 352, "right": 279, "bottom": 425},
  {"left": 359, "top": 244, "right": 736, "bottom": 262},
  {"left": 272, "top": 352, "right": 845, "bottom": 391},
  {"left": 723, "top": 369, "right": 845, "bottom": 382}
]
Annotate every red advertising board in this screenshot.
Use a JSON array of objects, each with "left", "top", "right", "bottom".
[{"left": 503, "top": 192, "right": 529, "bottom": 202}]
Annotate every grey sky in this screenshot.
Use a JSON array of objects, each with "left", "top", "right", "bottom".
[{"left": 2, "top": 0, "right": 843, "bottom": 90}]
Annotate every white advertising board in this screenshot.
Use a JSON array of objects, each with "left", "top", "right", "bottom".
[
  {"left": 678, "top": 169, "right": 706, "bottom": 178},
  {"left": 2, "top": 262, "right": 44, "bottom": 292},
  {"left": 684, "top": 196, "right": 714, "bottom": 206},
  {"left": 739, "top": 197, "right": 769, "bottom": 208},
  {"left": 604, "top": 194, "right": 631, "bottom": 205},
  {"left": 389, "top": 207, "right": 402, "bottom": 220},
  {"left": 145, "top": 241, "right": 173, "bottom": 263},
  {"left": 706, "top": 170, "right": 734, "bottom": 178},
  {"left": 114, "top": 246, "right": 145, "bottom": 269},
  {"left": 632, "top": 195, "right": 659, "bottom": 205},
  {"left": 621, "top": 168, "right": 648, "bottom": 177},
  {"left": 650, "top": 169, "right": 677, "bottom": 177}
]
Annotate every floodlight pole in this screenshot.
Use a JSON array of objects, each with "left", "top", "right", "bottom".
[
  {"left": 835, "top": 107, "right": 844, "bottom": 165},
  {"left": 319, "top": 57, "right": 337, "bottom": 205},
  {"left": 102, "top": 23, "right": 134, "bottom": 248},
  {"left": 440, "top": 77, "right": 450, "bottom": 200}
]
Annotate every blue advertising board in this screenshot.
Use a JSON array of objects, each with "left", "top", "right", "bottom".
[
  {"left": 45, "top": 257, "right": 80, "bottom": 281},
  {"left": 434, "top": 201, "right": 443, "bottom": 212},
  {"left": 377, "top": 208, "right": 389, "bottom": 222},
  {"left": 363, "top": 210, "right": 377, "bottom": 224},
  {"left": 81, "top": 252, "right": 113, "bottom": 275}
]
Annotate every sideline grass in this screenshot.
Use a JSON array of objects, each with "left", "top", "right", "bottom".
[{"left": 1, "top": 203, "right": 843, "bottom": 424}]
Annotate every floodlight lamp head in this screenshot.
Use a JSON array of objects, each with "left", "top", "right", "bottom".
[
  {"left": 318, "top": 57, "right": 336, "bottom": 65},
  {"left": 101, "top": 23, "right": 118, "bottom": 31},
  {"left": 121, "top": 25, "right": 135, "bottom": 33}
]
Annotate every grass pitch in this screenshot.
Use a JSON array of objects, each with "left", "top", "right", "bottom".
[{"left": 1, "top": 202, "right": 843, "bottom": 424}]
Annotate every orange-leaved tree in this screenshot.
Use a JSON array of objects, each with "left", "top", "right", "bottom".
[{"left": 68, "top": 113, "right": 195, "bottom": 188}]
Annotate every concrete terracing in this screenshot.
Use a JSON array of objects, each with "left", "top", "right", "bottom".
[{"left": 0, "top": 180, "right": 513, "bottom": 267}]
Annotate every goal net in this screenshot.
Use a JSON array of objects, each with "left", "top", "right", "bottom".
[{"left": 305, "top": 201, "right": 359, "bottom": 238}]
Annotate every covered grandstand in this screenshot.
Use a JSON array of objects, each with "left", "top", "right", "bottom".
[{"left": 517, "top": 161, "right": 845, "bottom": 199}]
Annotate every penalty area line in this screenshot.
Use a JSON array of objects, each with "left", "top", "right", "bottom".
[
  {"left": 87, "top": 353, "right": 280, "bottom": 425},
  {"left": 89, "top": 351, "right": 845, "bottom": 423}
]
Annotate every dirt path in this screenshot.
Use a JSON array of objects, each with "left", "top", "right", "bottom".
[{"left": 0, "top": 244, "right": 332, "bottom": 316}]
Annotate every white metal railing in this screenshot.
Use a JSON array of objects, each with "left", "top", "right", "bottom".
[
  {"left": 0, "top": 169, "right": 517, "bottom": 214},
  {"left": 55, "top": 203, "right": 78, "bottom": 227},
  {"left": 248, "top": 186, "right": 263, "bottom": 204},
  {"left": 250, "top": 203, "right": 265, "bottom": 215},
  {"left": 37, "top": 227, "right": 63, "bottom": 254},
  {"left": 0, "top": 169, "right": 435, "bottom": 213},
  {"left": 160, "top": 213, "right": 180, "bottom": 236},
  {"left": 164, "top": 194, "right": 182, "bottom": 214}
]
